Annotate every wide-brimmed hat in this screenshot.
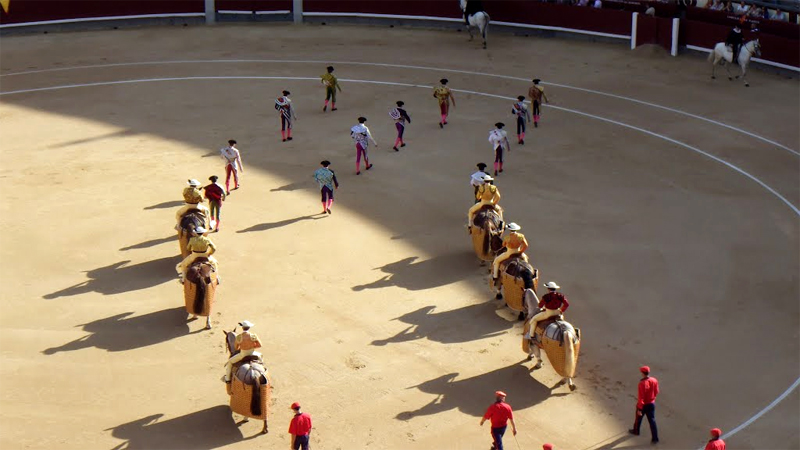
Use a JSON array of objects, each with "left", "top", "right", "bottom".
[
  {"left": 507, "top": 222, "right": 521, "bottom": 231},
  {"left": 533, "top": 78, "right": 541, "bottom": 84},
  {"left": 239, "top": 320, "right": 254, "bottom": 328},
  {"left": 482, "top": 174, "right": 494, "bottom": 181},
  {"left": 544, "top": 281, "right": 560, "bottom": 290},
  {"left": 194, "top": 226, "right": 207, "bottom": 234},
  {"left": 187, "top": 179, "right": 201, "bottom": 187},
  {"left": 495, "top": 122, "right": 505, "bottom": 128}
]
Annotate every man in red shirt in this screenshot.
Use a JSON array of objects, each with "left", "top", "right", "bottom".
[
  {"left": 704, "top": 428, "right": 726, "bottom": 450},
  {"left": 526, "top": 281, "right": 570, "bottom": 354},
  {"left": 203, "top": 175, "right": 226, "bottom": 232},
  {"left": 288, "top": 402, "right": 312, "bottom": 450},
  {"left": 480, "top": 391, "right": 517, "bottom": 450},
  {"left": 630, "top": 366, "right": 660, "bottom": 443}
]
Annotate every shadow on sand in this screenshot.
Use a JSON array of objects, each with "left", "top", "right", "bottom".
[
  {"left": 352, "top": 252, "right": 481, "bottom": 292},
  {"left": 107, "top": 406, "right": 261, "bottom": 450},
  {"left": 144, "top": 200, "right": 185, "bottom": 210},
  {"left": 237, "top": 215, "right": 324, "bottom": 233},
  {"left": 43, "top": 256, "right": 181, "bottom": 299},
  {"left": 270, "top": 180, "right": 312, "bottom": 192},
  {"left": 395, "top": 362, "right": 558, "bottom": 421},
  {"left": 42, "top": 307, "right": 194, "bottom": 354},
  {"left": 372, "top": 303, "right": 509, "bottom": 346},
  {"left": 120, "top": 235, "right": 175, "bottom": 251}
]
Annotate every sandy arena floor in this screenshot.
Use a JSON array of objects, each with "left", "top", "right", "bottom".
[{"left": 0, "top": 22, "right": 798, "bottom": 450}]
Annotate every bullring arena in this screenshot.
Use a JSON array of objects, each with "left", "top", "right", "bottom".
[{"left": 0, "top": 2, "right": 798, "bottom": 450}]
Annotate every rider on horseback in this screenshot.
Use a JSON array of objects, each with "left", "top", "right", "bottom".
[
  {"left": 176, "top": 226, "right": 219, "bottom": 284},
  {"left": 526, "top": 281, "right": 570, "bottom": 360},
  {"left": 467, "top": 174, "right": 501, "bottom": 228},
  {"left": 223, "top": 320, "right": 263, "bottom": 383},
  {"left": 491, "top": 222, "right": 529, "bottom": 281},
  {"left": 726, "top": 25, "right": 743, "bottom": 63},
  {"left": 175, "top": 179, "right": 210, "bottom": 227}
]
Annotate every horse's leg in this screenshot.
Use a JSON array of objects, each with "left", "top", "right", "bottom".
[
  {"left": 568, "top": 377, "right": 576, "bottom": 391},
  {"left": 741, "top": 63, "right": 749, "bottom": 87},
  {"left": 467, "top": 20, "right": 474, "bottom": 41},
  {"left": 261, "top": 419, "right": 268, "bottom": 434},
  {"left": 205, "top": 316, "right": 212, "bottom": 329},
  {"left": 711, "top": 56, "right": 717, "bottom": 79},
  {"left": 723, "top": 61, "right": 734, "bottom": 81},
  {"left": 481, "top": 15, "right": 488, "bottom": 49}
]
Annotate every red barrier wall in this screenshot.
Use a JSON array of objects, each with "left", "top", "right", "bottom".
[
  {"left": 216, "top": 0, "right": 292, "bottom": 12},
  {"left": 0, "top": 0, "right": 203, "bottom": 25},
  {"left": 636, "top": 15, "right": 673, "bottom": 50},
  {"left": 303, "top": 0, "right": 460, "bottom": 18}
]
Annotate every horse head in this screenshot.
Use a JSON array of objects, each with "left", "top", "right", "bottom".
[{"left": 222, "top": 328, "right": 237, "bottom": 356}]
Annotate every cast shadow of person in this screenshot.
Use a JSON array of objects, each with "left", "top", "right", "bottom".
[
  {"left": 395, "top": 362, "right": 555, "bottom": 421},
  {"left": 237, "top": 215, "right": 323, "bottom": 233},
  {"left": 120, "top": 236, "right": 175, "bottom": 251},
  {"left": 352, "top": 252, "right": 480, "bottom": 292},
  {"left": 43, "top": 256, "right": 181, "bottom": 299},
  {"left": 270, "top": 180, "right": 313, "bottom": 192},
  {"left": 42, "top": 307, "right": 192, "bottom": 354},
  {"left": 372, "top": 303, "right": 509, "bottom": 346},
  {"left": 107, "top": 406, "right": 260, "bottom": 450},
  {"left": 143, "top": 200, "right": 185, "bottom": 210}
]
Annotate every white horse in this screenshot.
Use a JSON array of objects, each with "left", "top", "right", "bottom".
[
  {"left": 460, "top": 0, "right": 490, "bottom": 49},
  {"left": 709, "top": 39, "right": 761, "bottom": 87}
]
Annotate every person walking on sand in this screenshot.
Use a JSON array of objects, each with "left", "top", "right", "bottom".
[
  {"left": 220, "top": 140, "right": 244, "bottom": 195},
  {"left": 389, "top": 101, "right": 412, "bottom": 151},
  {"left": 321, "top": 66, "right": 342, "bottom": 112},
  {"left": 528, "top": 79, "right": 550, "bottom": 128},
  {"left": 351, "top": 116, "right": 378, "bottom": 175},
  {"left": 511, "top": 96, "right": 531, "bottom": 144},
  {"left": 203, "top": 175, "right": 226, "bottom": 232},
  {"left": 313, "top": 160, "right": 339, "bottom": 214},
  {"left": 488, "top": 123, "right": 511, "bottom": 176},
  {"left": 289, "top": 402, "right": 312, "bottom": 450},
  {"left": 433, "top": 78, "right": 456, "bottom": 128},
  {"left": 704, "top": 428, "right": 726, "bottom": 450},
  {"left": 629, "top": 365, "right": 660, "bottom": 444},
  {"left": 275, "top": 90, "right": 298, "bottom": 142},
  {"left": 480, "top": 391, "right": 517, "bottom": 450}
]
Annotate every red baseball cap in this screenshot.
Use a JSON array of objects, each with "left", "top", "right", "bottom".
[
  {"left": 495, "top": 391, "right": 507, "bottom": 397},
  {"left": 640, "top": 366, "right": 650, "bottom": 374},
  {"left": 290, "top": 402, "right": 301, "bottom": 410},
  {"left": 543, "top": 444, "right": 554, "bottom": 450},
  {"left": 711, "top": 428, "right": 722, "bottom": 437}
]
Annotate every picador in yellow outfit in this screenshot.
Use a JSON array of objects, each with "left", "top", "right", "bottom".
[
  {"left": 223, "top": 320, "right": 263, "bottom": 383},
  {"left": 176, "top": 226, "right": 219, "bottom": 283},
  {"left": 175, "top": 179, "right": 210, "bottom": 228},
  {"left": 468, "top": 174, "right": 501, "bottom": 228},
  {"left": 492, "top": 222, "right": 529, "bottom": 280}
]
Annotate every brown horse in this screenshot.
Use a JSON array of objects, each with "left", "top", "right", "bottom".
[
  {"left": 184, "top": 258, "right": 218, "bottom": 329},
  {"left": 469, "top": 204, "right": 505, "bottom": 263},
  {"left": 522, "top": 312, "right": 580, "bottom": 391},
  {"left": 223, "top": 329, "right": 271, "bottom": 434},
  {"left": 493, "top": 254, "right": 538, "bottom": 320}
]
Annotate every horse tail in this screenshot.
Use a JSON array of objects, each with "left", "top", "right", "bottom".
[
  {"left": 481, "top": 222, "right": 492, "bottom": 256},
  {"left": 193, "top": 269, "right": 206, "bottom": 315},
  {"left": 250, "top": 374, "right": 263, "bottom": 416}
]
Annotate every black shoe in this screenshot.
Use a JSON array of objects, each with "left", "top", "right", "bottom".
[
  {"left": 393, "top": 147, "right": 398, "bottom": 151},
  {"left": 323, "top": 105, "right": 327, "bottom": 112},
  {"left": 520, "top": 140, "right": 524, "bottom": 145},
  {"left": 366, "top": 164, "right": 373, "bottom": 170},
  {"left": 400, "top": 143, "right": 406, "bottom": 147},
  {"left": 282, "top": 139, "right": 286, "bottom": 142},
  {"left": 331, "top": 107, "right": 338, "bottom": 111},
  {"left": 534, "top": 122, "right": 538, "bottom": 128},
  {"left": 499, "top": 169, "right": 503, "bottom": 173},
  {"left": 356, "top": 171, "right": 361, "bottom": 175},
  {"left": 287, "top": 137, "right": 293, "bottom": 141},
  {"left": 439, "top": 122, "right": 443, "bottom": 128},
  {"left": 327, "top": 208, "right": 332, "bottom": 214},
  {"left": 494, "top": 170, "right": 498, "bottom": 176},
  {"left": 628, "top": 429, "right": 640, "bottom": 436}
]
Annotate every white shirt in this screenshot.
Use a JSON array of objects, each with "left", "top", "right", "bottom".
[
  {"left": 220, "top": 146, "right": 242, "bottom": 170},
  {"left": 471, "top": 170, "right": 487, "bottom": 187},
  {"left": 488, "top": 129, "right": 508, "bottom": 150},
  {"left": 351, "top": 124, "right": 376, "bottom": 148}
]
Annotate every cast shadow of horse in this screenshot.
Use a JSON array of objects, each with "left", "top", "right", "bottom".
[
  {"left": 43, "top": 256, "right": 181, "bottom": 299},
  {"left": 352, "top": 252, "right": 479, "bottom": 292},
  {"left": 107, "top": 406, "right": 259, "bottom": 450},
  {"left": 395, "top": 363, "right": 553, "bottom": 421},
  {"left": 42, "top": 307, "right": 192, "bottom": 354},
  {"left": 143, "top": 200, "right": 185, "bottom": 210},
  {"left": 270, "top": 181, "right": 312, "bottom": 192},
  {"left": 237, "top": 215, "right": 323, "bottom": 233},
  {"left": 372, "top": 303, "right": 508, "bottom": 346},
  {"left": 120, "top": 236, "right": 174, "bottom": 251}
]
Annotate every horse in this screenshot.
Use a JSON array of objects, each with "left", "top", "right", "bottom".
[
  {"left": 460, "top": 0, "right": 490, "bottom": 49},
  {"left": 223, "top": 328, "right": 271, "bottom": 434},
  {"left": 492, "top": 254, "right": 539, "bottom": 320},
  {"left": 469, "top": 204, "right": 505, "bottom": 263},
  {"left": 176, "top": 209, "right": 207, "bottom": 257},
  {"left": 709, "top": 39, "right": 761, "bottom": 87},
  {"left": 523, "top": 313, "right": 581, "bottom": 391},
  {"left": 184, "top": 258, "right": 218, "bottom": 329}
]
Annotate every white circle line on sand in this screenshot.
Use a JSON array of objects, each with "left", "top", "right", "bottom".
[
  {"left": 1, "top": 75, "right": 798, "bottom": 441},
  {"left": 1, "top": 59, "right": 797, "bottom": 156}
]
